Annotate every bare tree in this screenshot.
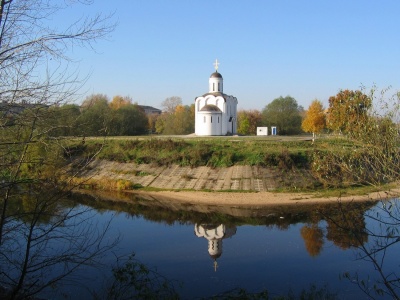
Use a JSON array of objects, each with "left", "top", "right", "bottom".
[
  {"left": 0, "top": 0, "right": 114, "bottom": 237},
  {"left": 161, "top": 96, "right": 182, "bottom": 114},
  {"left": 0, "top": 0, "right": 117, "bottom": 298}
]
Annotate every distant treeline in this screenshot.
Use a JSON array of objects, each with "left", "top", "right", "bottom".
[
  {"left": 48, "top": 94, "right": 148, "bottom": 136},
  {"left": 35, "top": 90, "right": 399, "bottom": 138}
]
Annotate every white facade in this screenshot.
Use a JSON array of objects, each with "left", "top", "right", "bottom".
[{"left": 195, "top": 62, "right": 238, "bottom": 136}]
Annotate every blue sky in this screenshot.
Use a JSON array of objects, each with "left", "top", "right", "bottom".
[{"left": 70, "top": 1, "right": 400, "bottom": 110}]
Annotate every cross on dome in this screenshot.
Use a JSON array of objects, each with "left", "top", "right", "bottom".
[{"left": 213, "top": 59, "right": 219, "bottom": 71}]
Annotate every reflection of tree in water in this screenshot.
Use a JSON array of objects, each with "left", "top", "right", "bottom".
[
  {"left": 341, "top": 199, "right": 400, "bottom": 299},
  {"left": 299, "top": 201, "right": 371, "bottom": 257},
  {"left": 299, "top": 199, "right": 400, "bottom": 298},
  {"left": 325, "top": 208, "right": 368, "bottom": 250},
  {"left": 76, "top": 190, "right": 374, "bottom": 256},
  {"left": 0, "top": 186, "right": 118, "bottom": 299},
  {"left": 71, "top": 191, "right": 400, "bottom": 298},
  {"left": 300, "top": 225, "right": 324, "bottom": 257}
]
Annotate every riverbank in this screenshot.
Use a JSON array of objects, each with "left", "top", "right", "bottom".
[
  {"left": 72, "top": 158, "right": 400, "bottom": 206},
  {"left": 128, "top": 188, "right": 400, "bottom": 207}
]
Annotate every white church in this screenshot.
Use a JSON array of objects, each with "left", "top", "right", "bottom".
[{"left": 195, "top": 60, "right": 238, "bottom": 136}]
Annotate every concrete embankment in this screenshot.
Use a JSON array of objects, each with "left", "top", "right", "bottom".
[{"left": 78, "top": 159, "right": 317, "bottom": 191}]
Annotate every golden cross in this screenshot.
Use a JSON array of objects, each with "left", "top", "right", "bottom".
[{"left": 213, "top": 59, "right": 219, "bottom": 71}]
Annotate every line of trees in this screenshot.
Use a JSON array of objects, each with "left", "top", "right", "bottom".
[
  {"left": 43, "top": 89, "right": 399, "bottom": 138},
  {"left": 54, "top": 94, "right": 149, "bottom": 136},
  {"left": 46, "top": 95, "right": 196, "bottom": 137}
]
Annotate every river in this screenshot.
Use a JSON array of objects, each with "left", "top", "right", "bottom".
[{"left": 2, "top": 190, "right": 400, "bottom": 299}]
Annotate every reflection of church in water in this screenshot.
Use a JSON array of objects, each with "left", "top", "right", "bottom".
[{"left": 195, "top": 224, "right": 237, "bottom": 271}]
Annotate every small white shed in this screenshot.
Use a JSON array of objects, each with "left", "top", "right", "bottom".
[{"left": 257, "top": 127, "right": 268, "bottom": 136}]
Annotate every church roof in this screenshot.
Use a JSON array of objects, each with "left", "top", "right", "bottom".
[
  {"left": 200, "top": 104, "right": 221, "bottom": 112},
  {"left": 201, "top": 92, "right": 227, "bottom": 98},
  {"left": 210, "top": 71, "right": 223, "bottom": 78}
]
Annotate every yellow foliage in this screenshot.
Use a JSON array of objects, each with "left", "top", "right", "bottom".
[
  {"left": 302, "top": 99, "right": 326, "bottom": 134},
  {"left": 109, "top": 95, "right": 132, "bottom": 110},
  {"left": 300, "top": 225, "right": 324, "bottom": 257}
]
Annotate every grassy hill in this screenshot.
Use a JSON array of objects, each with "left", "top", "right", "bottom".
[{"left": 64, "top": 135, "right": 399, "bottom": 192}]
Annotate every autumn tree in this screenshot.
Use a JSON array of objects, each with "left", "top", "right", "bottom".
[
  {"left": 262, "top": 96, "right": 302, "bottom": 135},
  {"left": 312, "top": 87, "right": 400, "bottom": 187},
  {"left": 301, "top": 99, "right": 326, "bottom": 141},
  {"left": 237, "top": 109, "right": 262, "bottom": 135},
  {"left": 109, "top": 95, "right": 132, "bottom": 110},
  {"left": 155, "top": 98, "right": 194, "bottom": 135},
  {"left": 172, "top": 104, "right": 194, "bottom": 135},
  {"left": 326, "top": 89, "right": 371, "bottom": 138}
]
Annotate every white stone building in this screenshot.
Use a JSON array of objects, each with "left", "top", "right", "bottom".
[{"left": 195, "top": 60, "right": 238, "bottom": 136}]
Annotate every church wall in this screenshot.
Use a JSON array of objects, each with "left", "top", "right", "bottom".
[
  {"left": 209, "top": 77, "right": 223, "bottom": 93},
  {"left": 221, "top": 102, "right": 228, "bottom": 134},
  {"left": 195, "top": 111, "right": 222, "bottom": 136},
  {"left": 220, "top": 96, "right": 238, "bottom": 135}
]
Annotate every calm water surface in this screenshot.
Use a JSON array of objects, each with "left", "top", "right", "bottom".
[
  {"left": 4, "top": 190, "right": 400, "bottom": 299},
  {"left": 67, "top": 191, "right": 400, "bottom": 299}
]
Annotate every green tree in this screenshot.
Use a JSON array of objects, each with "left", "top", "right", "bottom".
[
  {"left": 79, "top": 94, "right": 111, "bottom": 136},
  {"left": 301, "top": 99, "right": 326, "bottom": 141},
  {"left": 326, "top": 90, "right": 371, "bottom": 138},
  {"left": 262, "top": 96, "right": 302, "bottom": 135},
  {"left": 48, "top": 104, "right": 81, "bottom": 136},
  {"left": 237, "top": 109, "right": 262, "bottom": 135},
  {"left": 155, "top": 113, "right": 167, "bottom": 134},
  {"left": 237, "top": 113, "right": 250, "bottom": 135},
  {"left": 109, "top": 103, "right": 148, "bottom": 136}
]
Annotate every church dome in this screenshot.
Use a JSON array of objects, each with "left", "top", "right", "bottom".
[
  {"left": 210, "top": 72, "right": 223, "bottom": 79},
  {"left": 200, "top": 104, "right": 221, "bottom": 112}
]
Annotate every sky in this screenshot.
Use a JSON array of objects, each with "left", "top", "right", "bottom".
[{"left": 65, "top": 1, "right": 400, "bottom": 110}]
